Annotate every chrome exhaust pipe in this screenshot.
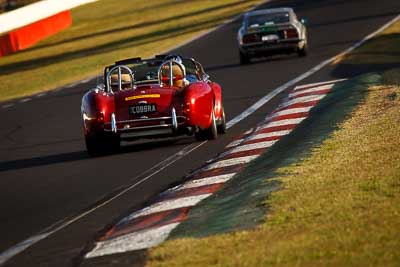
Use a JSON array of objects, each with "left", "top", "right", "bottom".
[
  {"left": 171, "top": 108, "right": 178, "bottom": 132},
  {"left": 111, "top": 113, "right": 117, "bottom": 133}
]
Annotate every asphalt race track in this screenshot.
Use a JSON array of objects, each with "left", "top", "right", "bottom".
[{"left": 0, "top": 0, "right": 399, "bottom": 266}]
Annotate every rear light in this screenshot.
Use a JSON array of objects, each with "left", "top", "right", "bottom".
[
  {"left": 284, "top": 28, "right": 298, "bottom": 39},
  {"left": 97, "top": 112, "right": 104, "bottom": 123},
  {"left": 242, "top": 33, "right": 259, "bottom": 44},
  {"left": 215, "top": 100, "right": 221, "bottom": 115},
  {"left": 183, "top": 97, "right": 196, "bottom": 115}
]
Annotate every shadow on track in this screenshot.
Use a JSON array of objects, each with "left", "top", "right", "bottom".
[
  {"left": 205, "top": 53, "right": 299, "bottom": 72},
  {"left": 0, "top": 138, "right": 194, "bottom": 172}
]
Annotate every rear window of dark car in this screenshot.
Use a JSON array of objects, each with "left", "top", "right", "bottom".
[{"left": 247, "top": 12, "right": 290, "bottom": 27}]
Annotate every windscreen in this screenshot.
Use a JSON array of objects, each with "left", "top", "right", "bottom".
[
  {"left": 248, "top": 12, "right": 290, "bottom": 27},
  {"left": 131, "top": 60, "right": 161, "bottom": 84},
  {"left": 130, "top": 58, "right": 199, "bottom": 84}
]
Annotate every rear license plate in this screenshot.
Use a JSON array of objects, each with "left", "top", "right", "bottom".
[
  {"left": 129, "top": 104, "right": 157, "bottom": 115},
  {"left": 262, "top": 34, "right": 279, "bottom": 42}
]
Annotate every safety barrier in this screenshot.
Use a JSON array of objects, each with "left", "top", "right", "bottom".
[{"left": 0, "top": 0, "right": 98, "bottom": 56}]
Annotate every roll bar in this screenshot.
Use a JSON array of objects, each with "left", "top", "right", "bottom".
[
  {"left": 105, "top": 65, "right": 134, "bottom": 93},
  {"left": 157, "top": 60, "right": 186, "bottom": 87}
]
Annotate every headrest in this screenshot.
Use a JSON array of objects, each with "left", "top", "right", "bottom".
[
  {"left": 161, "top": 64, "right": 184, "bottom": 77},
  {"left": 110, "top": 73, "right": 132, "bottom": 85}
]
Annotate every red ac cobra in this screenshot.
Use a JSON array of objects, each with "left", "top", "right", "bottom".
[{"left": 81, "top": 55, "right": 226, "bottom": 155}]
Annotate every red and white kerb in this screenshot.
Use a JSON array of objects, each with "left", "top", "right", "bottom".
[{"left": 85, "top": 78, "right": 346, "bottom": 258}]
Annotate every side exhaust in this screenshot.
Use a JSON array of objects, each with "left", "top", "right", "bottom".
[
  {"left": 171, "top": 108, "right": 178, "bottom": 132},
  {"left": 111, "top": 113, "right": 117, "bottom": 133}
]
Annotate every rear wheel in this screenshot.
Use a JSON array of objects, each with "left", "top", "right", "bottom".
[
  {"left": 85, "top": 133, "right": 120, "bottom": 156},
  {"left": 217, "top": 107, "right": 226, "bottom": 134},
  {"left": 239, "top": 50, "right": 250, "bottom": 65},
  {"left": 195, "top": 109, "right": 218, "bottom": 141},
  {"left": 297, "top": 33, "right": 308, "bottom": 57},
  {"left": 85, "top": 135, "right": 102, "bottom": 156}
]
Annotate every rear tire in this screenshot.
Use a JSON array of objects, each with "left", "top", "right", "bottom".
[
  {"left": 85, "top": 135, "right": 102, "bottom": 156},
  {"left": 217, "top": 107, "right": 226, "bottom": 134},
  {"left": 195, "top": 109, "right": 218, "bottom": 141},
  {"left": 298, "top": 33, "right": 308, "bottom": 57},
  {"left": 85, "top": 133, "right": 120, "bottom": 157},
  {"left": 239, "top": 50, "right": 250, "bottom": 65}
]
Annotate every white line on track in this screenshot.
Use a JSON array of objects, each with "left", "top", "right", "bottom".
[
  {"left": 85, "top": 222, "right": 180, "bottom": 258},
  {"left": 0, "top": 141, "right": 207, "bottom": 265},
  {"left": 80, "top": 78, "right": 92, "bottom": 83},
  {"left": 65, "top": 83, "right": 78, "bottom": 88},
  {"left": 289, "top": 84, "right": 334, "bottom": 98},
  {"left": 19, "top": 98, "right": 31, "bottom": 103},
  {"left": 2, "top": 104, "right": 14, "bottom": 109},
  {"left": 1, "top": 12, "right": 399, "bottom": 267},
  {"left": 0, "top": 233, "right": 51, "bottom": 266},
  {"left": 36, "top": 93, "right": 47, "bottom": 98}
]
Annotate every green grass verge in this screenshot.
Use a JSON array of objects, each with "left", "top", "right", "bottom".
[
  {"left": 144, "top": 21, "right": 400, "bottom": 267},
  {"left": 0, "top": 0, "right": 264, "bottom": 101}
]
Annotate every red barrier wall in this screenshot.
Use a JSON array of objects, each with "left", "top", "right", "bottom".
[{"left": 0, "top": 10, "right": 71, "bottom": 57}]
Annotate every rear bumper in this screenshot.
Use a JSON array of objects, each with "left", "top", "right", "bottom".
[
  {"left": 103, "top": 109, "right": 188, "bottom": 140},
  {"left": 240, "top": 38, "right": 303, "bottom": 55}
]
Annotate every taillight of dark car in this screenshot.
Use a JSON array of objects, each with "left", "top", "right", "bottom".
[
  {"left": 242, "top": 33, "right": 259, "bottom": 43},
  {"left": 284, "top": 28, "right": 298, "bottom": 39}
]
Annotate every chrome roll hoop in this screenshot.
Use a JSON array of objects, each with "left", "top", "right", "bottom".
[
  {"left": 105, "top": 65, "right": 134, "bottom": 93},
  {"left": 157, "top": 59, "right": 186, "bottom": 87}
]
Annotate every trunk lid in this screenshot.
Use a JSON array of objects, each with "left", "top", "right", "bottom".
[{"left": 113, "top": 85, "right": 182, "bottom": 122}]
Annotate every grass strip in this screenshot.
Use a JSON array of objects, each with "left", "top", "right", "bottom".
[
  {"left": 0, "top": 0, "right": 264, "bottom": 101},
  {"left": 144, "top": 21, "right": 400, "bottom": 267}
]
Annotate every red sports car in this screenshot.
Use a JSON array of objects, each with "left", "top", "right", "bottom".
[{"left": 81, "top": 55, "right": 226, "bottom": 155}]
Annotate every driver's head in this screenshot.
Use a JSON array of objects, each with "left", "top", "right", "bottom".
[{"left": 164, "top": 54, "right": 183, "bottom": 64}]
